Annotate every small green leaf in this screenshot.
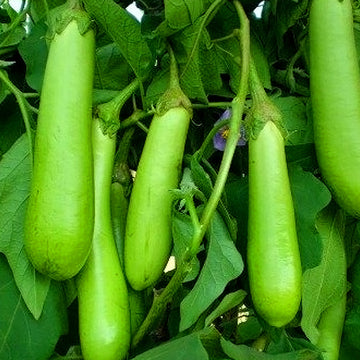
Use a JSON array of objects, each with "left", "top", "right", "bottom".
[
  {"left": 273, "top": 97, "right": 313, "bottom": 146},
  {"left": 172, "top": 211, "right": 200, "bottom": 282},
  {"left": 0, "top": 134, "right": 50, "bottom": 319},
  {"left": 205, "top": 290, "right": 247, "bottom": 327},
  {"left": 0, "top": 254, "right": 68, "bottom": 360},
  {"left": 236, "top": 315, "right": 263, "bottom": 344},
  {"left": 180, "top": 211, "right": 243, "bottom": 331},
  {"left": 301, "top": 207, "right": 347, "bottom": 343}
]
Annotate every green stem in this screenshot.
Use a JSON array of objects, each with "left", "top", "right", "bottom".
[
  {"left": 120, "top": 109, "right": 154, "bottom": 129},
  {"left": 316, "top": 293, "right": 347, "bottom": 360},
  {"left": 0, "top": 70, "right": 33, "bottom": 162},
  {"left": 168, "top": 45, "right": 180, "bottom": 89},
  {"left": 192, "top": 101, "right": 232, "bottom": 109},
  {"left": 196, "top": 117, "right": 230, "bottom": 160},
  {"left": 212, "top": 31, "right": 237, "bottom": 43},
  {"left": 186, "top": 194, "right": 202, "bottom": 235},
  {"left": 114, "top": 127, "right": 135, "bottom": 168},
  {"left": 285, "top": 45, "right": 303, "bottom": 93},
  {"left": 180, "top": 0, "right": 225, "bottom": 79},
  {"left": 96, "top": 79, "right": 139, "bottom": 136},
  {"left": 131, "top": 249, "right": 193, "bottom": 347},
  {"left": 248, "top": 57, "right": 267, "bottom": 104},
  {"left": 136, "top": 121, "right": 149, "bottom": 134},
  {"left": 131, "top": 0, "right": 250, "bottom": 348},
  {"left": 195, "top": 0, "right": 250, "bottom": 250},
  {"left": 23, "top": 93, "right": 39, "bottom": 98}
]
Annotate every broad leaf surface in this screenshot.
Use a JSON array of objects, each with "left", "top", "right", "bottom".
[
  {"left": 0, "top": 254, "right": 68, "bottom": 360},
  {"left": 0, "top": 134, "right": 50, "bottom": 319},
  {"left": 301, "top": 207, "right": 347, "bottom": 343},
  {"left": 83, "top": 0, "right": 153, "bottom": 79},
  {"left": 180, "top": 211, "right": 243, "bottom": 331},
  {"left": 289, "top": 165, "right": 331, "bottom": 270}
]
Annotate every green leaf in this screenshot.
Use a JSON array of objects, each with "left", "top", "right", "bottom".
[
  {"left": 179, "top": 211, "right": 244, "bottom": 331},
  {"left": 0, "top": 24, "right": 26, "bottom": 48},
  {"left": 30, "top": 0, "right": 65, "bottom": 23},
  {"left": 191, "top": 155, "right": 213, "bottom": 199},
  {"left": 0, "top": 134, "right": 51, "bottom": 319},
  {"left": 225, "top": 174, "right": 249, "bottom": 255},
  {"left": 18, "top": 20, "right": 48, "bottom": 92},
  {"left": 289, "top": 165, "right": 331, "bottom": 270},
  {"left": 94, "top": 42, "right": 131, "bottom": 91},
  {"left": 172, "top": 211, "right": 200, "bottom": 282},
  {"left": 270, "top": 0, "right": 308, "bottom": 49},
  {"left": 0, "top": 254, "right": 68, "bottom": 360},
  {"left": 301, "top": 207, "right": 347, "bottom": 343},
  {"left": 205, "top": 290, "right": 247, "bottom": 327},
  {"left": 145, "top": 66, "right": 170, "bottom": 107},
  {"left": 250, "top": 35, "right": 271, "bottom": 90},
  {"left": 132, "top": 332, "right": 209, "bottom": 360},
  {"left": 221, "top": 338, "right": 321, "bottom": 360},
  {"left": 272, "top": 97, "right": 313, "bottom": 146},
  {"left": 163, "top": 0, "right": 212, "bottom": 31},
  {"left": 342, "top": 248, "right": 360, "bottom": 351},
  {"left": 83, "top": 0, "right": 153, "bottom": 79},
  {"left": 171, "top": 18, "right": 222, "bottom": 102},
  {"left": 236, "top": 315, "right": 263, "bottom": 344}
]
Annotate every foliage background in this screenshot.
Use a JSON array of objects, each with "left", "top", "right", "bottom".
[{"left": 0, "top": 0, "right": 359, "bottom": 359}]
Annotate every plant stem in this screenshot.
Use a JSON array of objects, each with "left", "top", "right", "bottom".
[
  {"left": 168, "top": 45, "right": 180, "bottom": 89},
  {"left": 131, "top": 0, "right": 250, "bottom": 348},
  {"left": 196, "top": 117, "right": 230, "bottom": 160},
  {"left": 194, "top": 0, "right": 250, "bottom": 251},
  {"left": 120, "top": 109, "right": 154, "bottom": 129},
  {"left": 0, "top": 70, "right": 33, "bottom": 163},
  {"left": 96, "top": 79, "right": 139, "bottom": 136},
  {"left": 192, "top": 101, "right": 232, "bottom": 109}
]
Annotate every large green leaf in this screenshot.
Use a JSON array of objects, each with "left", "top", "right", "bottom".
[
  {"left": 18, "top": 20, "right": 48, "bottom": 92},
  {"left": 171, "top": 17, "right": 222, "bottom": 102},
  {"left": 83, "top": 0, "right": 153, "bottom": 79},
  {"left": 94, "top": 42, "right": 131, "bottom": 91},
  {"left": 0, "top": 254, "right": 68, "bottom": 360},
  {"left": 289, "top": 165, "right": 331, "bottom": 270},
  {"left": 0, "top": 134, "right": 50, "bottom": 319},
  {"left": 301, "top": 207, "right": 347, "bottom": 343},
  {"left": 179, "top": 211, "right": 243, "bottom": 331},
  {"left": 163, "top": 0, "right": 212, "bottom": 31}
]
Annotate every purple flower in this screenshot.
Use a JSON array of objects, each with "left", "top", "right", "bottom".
[{"left": 213, "top": 109, "right": 246, "bottom": 151}]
